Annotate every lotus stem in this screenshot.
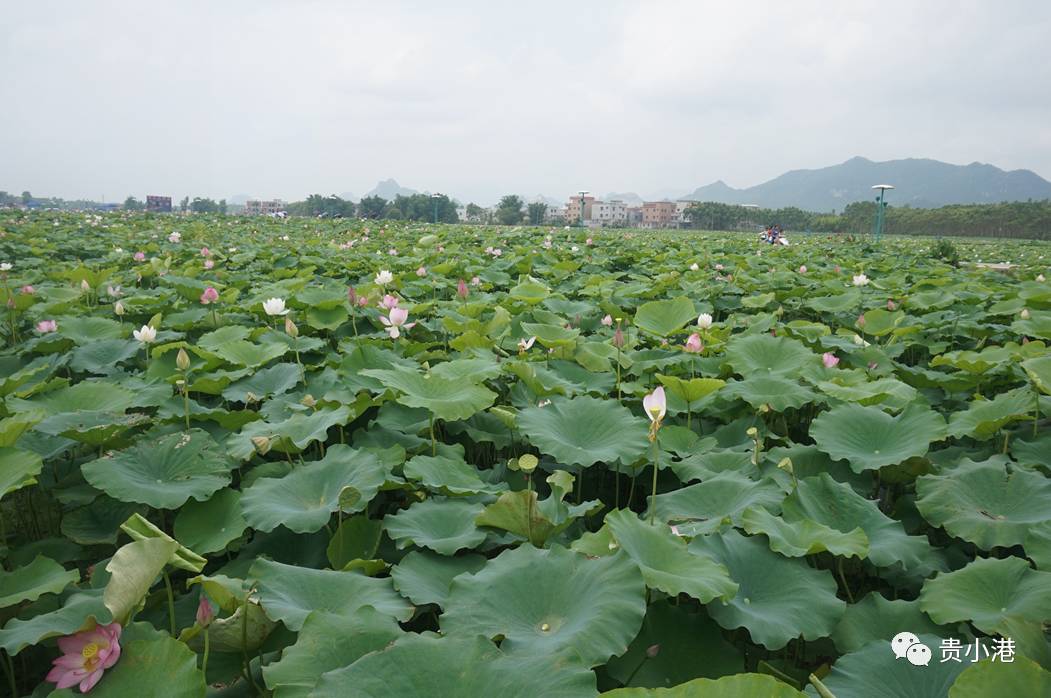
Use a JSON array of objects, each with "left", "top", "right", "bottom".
[
  {"left": 202, "top": 628, "right": 210, "bottom": 679},
  {"left": 648, "top": 437, "right": 659, "bottom": 524},
  {"left": 163, "top": 570, "right": 177, "bottom": 635},
  {"left": 2, "top": 650, "right": 16, "bottom": 698},
  {"left": 429, "top": 414, "right": 436, "bottom": 456},
  {"left": 836, "top": 557, "right": 854, "bottom": 603},
  {"left": 182, "top": 379, "right": 191, "bottom": 431}
]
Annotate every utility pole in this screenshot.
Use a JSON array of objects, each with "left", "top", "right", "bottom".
[
  {"left": 578, "top": 190, "right": 588, "bottom": 228},
  {"left": 431, "top": 193, "right": 441, "bottom": 224},
  {"left": 871, "top": 185, "right": 894, "bottom": 242}
]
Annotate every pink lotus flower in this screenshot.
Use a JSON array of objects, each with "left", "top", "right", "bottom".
[
  {"left": 887, "top": 299, "right": 897, "bottom": 310},
  {"left": 358, "top": 295, "right": 369, "bottom": 307},
  {"left": 200, "top": 287, "right": 219, "bottom": 304},
  {"left": 822, "top": 352, "right": 839, "bottom": 368},
  {"left": 834, "top": 265, "right": 842, "bottom": 274},
  {"left": 196, "top": 595, "right": 214, "bottom": 628},
  {"left": 36, "top": 319, "right": 58, "bottom": 333},
  {"left": 715, "top": 263, "right": 724, "bottom": 271},
  {"left": 868, "top": 361, "right": 879, "bottom": 370},
  {"left": 20, "top": 284, "right": 35, "bottom": 294},
  {"left": 601, "top": 314, "right": 613, "bottom": 327},
  {"left": 457, "top": 279, "right": 469, "bottom": 300},
  {"left": 518, "top": 336, "right": 536, "bottom": 352},
  {"left": 613, "top": 325, "right": 625, "bottom": 349},
  {"left": 200, "top": 247, "right": 211, "bottom": 257},
  {"left": 416, "top": 266, "right": 427, "bottom": 277},
  {"left": 45, "top": 622, "right": 122, "bottom": 693},
  {"left": 380, "top": 307, "right": 414, "bottom": 339},
  {"left": 388, "top": 248, "right": 398, "bottom": 256},
  {"left": 798, "top": 265, "right": 807, "bottom": 274},
  {"left": 857, "top": 314, "right": 866, "bottom": 327},
  {"left": 586, "top": 237, "right": 593, "bottom": 245},
  {"left": 684, "top": 333, "right": 703, "bottom": 353},
  {"left": 643, "top": 387, "right": 666, "bottom": 423},
  {"left": 203, "top": 259, "right": 214, "bottom": 270},
  {"left": 133, "top": 251, "right": 146, "bottom": 262},
  {"left": 471, "top": 276, "right": 481, "bottom": 286},
  {"left": 380, "top": 294, "right": 400, "bottom": 310}
]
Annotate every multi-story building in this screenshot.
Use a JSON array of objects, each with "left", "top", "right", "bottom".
[
  {"left": 627, "top": 207, "right": 643, "bottom": 226},
  {"left": 565, "top": 195, "right": 594, "bottom": 225},
  {"left": 591, "top": 200, "right": 628, "bottom": 225},
  {"left": 146, "top": 195, "right": 172, "bottom": 213},
  {"left": 641, "top": 201, "right": 677, "bottom": 228},
  {"left": 544, "top": 205, "right": 566, "bottom": 223},
  {"left": 674, "top": 201, "right": 693, "bottom": 228},
  {"left": 244, "top": 199, "right": 286, "bottom": 216}
]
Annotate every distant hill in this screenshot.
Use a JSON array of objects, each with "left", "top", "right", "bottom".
[
  {"left": 681, "top": 157, "right": 1051, "bottom": 212},
  {"left": 605, "top": 192, "right": 644, "bottom": 206},
  {"left": 364, "top": 179, "right": 418, "bottom": 200}
]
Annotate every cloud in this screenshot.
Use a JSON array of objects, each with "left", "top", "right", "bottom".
[{"left": 1, "top": 1, "right": 1048, "bottom": 205}]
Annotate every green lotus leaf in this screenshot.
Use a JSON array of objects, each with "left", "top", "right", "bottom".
[
  {"left": 1012, "top": 432, "right": 1051, "bottom": 469},
  {"left": 384, "top": 498, "right": 487, "bottom": 555},
  {"left": 519, "top": 322, "right": 581, "bottom": 348},
  {"left": 0, "top": 446, "right": 43, "bottom": 497},
  {"left": 226, "top": 405, "right": 354, "bottom": 460},
  {"left": 1025, "top": 521, "right": 1051, "bottom": 570},
  {"left": 740, "top": 506, "right": 869, "bottom": 559},
  {"left": 61, "top": 497, "right": 145, "bottom": 545},
  {"left": 783, "top": 474, "right": 932, "bottom": 570},
  {"left": 361, "top": 365, "right": 497, "bottom": 421},
  {"left": 605, "top": 601, "right": 744, "bottom": 689},
  {"left": 830, "top": 593, "right": 944, "bottom": 654},
  {"left": 429, "top": 357, "right": 503, "bottom": 382},
  {"left": 69, "top": 339, "right": 142, "bottom": 374},
  {"left": 118, "top": 512, "right": 207, "bottom": 573},
  {"left": 947, "top": 386, "right": 1036, "bottom": 440},
  {"left": 859, "top": 308, "right": 905, "bottom": 336},
  {"left": 604, "top": 509, "right": 738, "bottom": 602},
  {"left": 55, "top": 316, "right": 124, "bottom": 344},
  {"left": 250, "top": 558, "right": 412, "bottom": 631},
  {"left": 103, "top": 537, "right": 179, "bottom": 624},
  {"left": 34, "top": 410, "right": 150, "bottom": 446},
  {"left": 30, "top": 380, "right": 137, "bottom": 413},
  {"left": 811, "top": 403, "right": 947, "bottom": 472},
  {"left": 209, "top": 339, "right": 289, "bottom": 367},
  {"left": 173, "top": 488, "right": 247, "bottom": 554},
  {"left": 180, "top": 596, "right": 275, "bottom": 654},
  {"left": 725, "top": 333, "right": 816, "bottom": 378},
  {"left": 803, "top": 634, "right": 966, "bottom": 698},
  {"left": 82, "top": 429, "right": 234, "bottom": 509},
  {"left": 634, "top": 297, "right": 697, "bottom": 337},
  {"left": 647, "top": 471, "right": 785, "bottom": 534},
  {"left": 919, "top": 557, "right": 1051, "bottom": 635},
  {"left": 390, "top": 550, "right": 487, "bottom": 607},
  {"left": 476, "top": 488, "right": 585, "bottom": 547},
  {"left": 221, "top": 362, "right": 303, "bottom": 403},
  {"left": 609, "top": 674, "right": 806, "bottom": 697},
  {"left": 1023, "top": 355, "right": 1051, "bottom": 394},
  {"left": 48, "top": 622, "right": 205, "bottom": 698},
  {"left": 517, "top": 395, "right": 648, "bottom": 467},
  {"left": 816, "top": 377, "right": 918, "bottom": 409},
  {"left": 509, "top": 278, "right": 551, "bottom": 304},
  {"left": 326, "top": 515, "right": 384, "bottom": 569},
  {"left": 442, "top": 545, "right": 646, "bottom": 666},
  {"left": 689, "top": 530, "right": 845, "bottom": 649},
  {"left": 0, "top": 590, "right": 112, "bottom": 655},
  {"left": 403, "top": 452, "right": 507, "bottom": 495},
  {"left": 656, "top": 375, "right": 726, "bottom": 404},
  {"left": 950, "top": 657, "right": 1051, "bottom": 698},
  {"left": 0, "top": 556, "right": 79, "bottom": 609},
  {"left": 262, "top": 607, "right": 403, "bottom": 698},
  {"left": 721, "top": 375, "right": 818, "bottom": 411},
  {"left": 915, "top": 458, "right": 1051, "bottom": 549},
  {"left": 669, "top": 449, "right": 754, "bottom": 484},
  {"left": 808, "top": 289, "right": 862, "bottom": 313},
  {"left": 242, "top": 445, "right": 387, "bottom": 533},
  {"left": 312, "top": 633, "right": 597, "bottom": 698}
]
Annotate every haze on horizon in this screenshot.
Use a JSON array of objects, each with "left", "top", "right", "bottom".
[{"left": 2, "top": 1, "right": 1050, "bottom": 206}]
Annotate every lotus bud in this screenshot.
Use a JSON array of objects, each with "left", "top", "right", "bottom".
[
  {"left": 176, "top": 348, "right": 190, "bottom": 371},
  {"left": 285, "top": 316, "right": 299, "bottom": 337},
  {"left": 114, "top": 300, "right": 125, "bottom": 316},
  {"left": 612, "top": 325, "right": 625, "bottom": 349},
  {"left": 457, "top": 278, "right": 469, "bottom": 300},
  {"left": 646, "top": 644, "right": 661, "bottom": 658},
  {"left": 1021, "top": 308, "right": 1031, "bottom": 320},
  {"left": 196, "top": 595, "right": 214, "bottom": 628},
  {"left": 251, "top": 436, "right": 271, "bottom": 455},
  {"left": 777, "top": 458, "right": 794, "bottom": 475},
  {"left": 518, "top": 454, "right": 538, "bottom": 474},
  {"left": 80, "top": 279, "right": 90, "bottom": 292}
]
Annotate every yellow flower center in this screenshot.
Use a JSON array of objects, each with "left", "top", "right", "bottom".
[{"left": 82, "top": 643, "right": 100, "bottom": 660}]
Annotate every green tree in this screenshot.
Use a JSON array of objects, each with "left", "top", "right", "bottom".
[
  {"left": 496, "top": 195, "right": 524, "bottom": 225},
  {"left": 358, "top": 195, "right": 387, "bottom": 219},
  {"left": 465, "top": 203, "right": 484, "bottom": 222},
  {"left": 219, "top": 199, "right": 228, "bottom": 215},
  {"left": 21, "top": 191, "right": 32, "bottom": 205},
  {"left": 123, "top": 196, "right": 144, "bottom": 211},
  {"left": 179, "top": 196, "right": 190, "bottom": 212},
  {"left": 190, "top": 197, "right": 219, "bottom": 214},
  {"left": 527, "top": 202, "right": 548, "bottom": 226}
]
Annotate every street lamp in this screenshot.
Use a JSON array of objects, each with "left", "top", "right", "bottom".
[
  {"left": 431, "top": 193, "right": 441, "bottom": 224},
  {"left": 871, "top": 185, "right": 894, "bottom": 242},
  {"left": 578, "top": 190, "right": 589, "bottom": 228}
]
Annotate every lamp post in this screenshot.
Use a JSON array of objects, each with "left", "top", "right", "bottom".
[
  {"left": 431, "top": 193, "right": 442, "bottom": 224},
  {"left": 871, "top": 185, "right": 894, "bottom": 242},
  {"left": 578, "top": 190, "right": 589, "bottom": 228}
]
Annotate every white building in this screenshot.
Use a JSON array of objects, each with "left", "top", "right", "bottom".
[
  {"left": 244, "top": 199, "right": 285, "bottom": 216},
  {"left": 675, "top": 201, "right": 693, "bottom": 228},
  {"left": 592, "top": 200, "right": 628, "bottom": 225}
]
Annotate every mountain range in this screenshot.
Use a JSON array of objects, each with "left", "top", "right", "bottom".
[{"left": 678, "top": 156, "right": 1051, "bottom": 212}]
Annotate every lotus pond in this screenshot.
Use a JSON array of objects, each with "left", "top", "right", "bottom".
[{"left": 1, "top": 211, "right": 1051, "bottom": 697}]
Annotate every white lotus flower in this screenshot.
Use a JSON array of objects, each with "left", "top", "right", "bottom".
[
  {"left": 262, "top": 298, "right": 289, "bottom": 316},
  {"left": 689, "top": 263, "right": 699, "bottom": 271},
  {"left": 852, "top": 273, "right": 870, "bottom": 286},
  {"left": 168, "top": 232, "right": 181, "bottom": 243},
  {"left": 133, "top": 325, "right": 157, "bottom": 343},
  {"left": 0, "top": 263, "right": 11, "bottom": 271},
  {"left": 697, "top": 313, "right": 714, "bottom": 329},
  {"left": 1038, "top": 274, "right": 1046, "bottom": 282},
  {"left": 375, "top": 270, "right": 394, "bottom": 285}
]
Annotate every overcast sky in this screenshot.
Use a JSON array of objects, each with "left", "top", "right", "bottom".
[{"left": 2, "top": 1, "right": 1049, "bottom": 205}]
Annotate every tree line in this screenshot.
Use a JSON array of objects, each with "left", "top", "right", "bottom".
[{"left": 684, "top": 199, "right": 1051, "bottom": 240}]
